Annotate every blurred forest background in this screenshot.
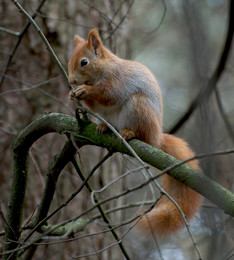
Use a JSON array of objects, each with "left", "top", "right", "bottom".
[{"left": 0, "top": 0, "right": 233, "bottom": 259}]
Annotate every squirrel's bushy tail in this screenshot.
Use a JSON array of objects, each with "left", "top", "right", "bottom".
[{"left": 138, "top": 134, "right": 202, "bottom": 236}]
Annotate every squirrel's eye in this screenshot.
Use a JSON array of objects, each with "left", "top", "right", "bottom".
[{"left": 80, "top": 59, "right": 88, "bottom": 67}]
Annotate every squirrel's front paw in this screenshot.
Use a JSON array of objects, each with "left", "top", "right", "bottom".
[
  {"left": 69, "top": 89, "right": 77, "bottom": 100},
  {"left": 69, "top": 85, "right": 88, "bottom": 100}
]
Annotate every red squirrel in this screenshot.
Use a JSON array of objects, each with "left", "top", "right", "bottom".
[{"left": 68, "top": 29, "right": 202, "bottom": 237}]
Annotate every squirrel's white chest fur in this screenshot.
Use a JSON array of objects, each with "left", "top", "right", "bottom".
[{"left": 90, "top": 102, "right": 132, "bottom": 130}]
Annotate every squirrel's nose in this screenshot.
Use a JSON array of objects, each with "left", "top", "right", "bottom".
[{"left": 69, "top": 78, "right": 78, "bottom": 85}]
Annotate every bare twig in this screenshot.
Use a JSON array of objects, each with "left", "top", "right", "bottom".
[
  {"left": 91, "top": 200, "right": 155, "bottom": 221},
  {"left": 20, "top": 146, "right": 113, "bottom": 246},
  {"left": 29, "top": 151, "right": 45, "bottom": 187},
  {"left": 91, "top": 165, "right": 149, "bottom": 205},
  {"left": 0, "top": 0, "right": 46, "bottom": 89},
  {"left": 71, "top": 240, "right": 123, "bottom": 259},
  {"left": 145, "top": 214, "right": 165, "bottom": 260},
  {"left": 0, "top": 27, "right": 20, "bottom": 36},
  {"left": 70, "top": 156, "right": 131, "bottom": 260},
  {"left": 82, "top": 0, "right": 117, "bottom": 27},
  {"left": 35, "top": 12, "right": 93, "bottom": 29},
  {"left": 0, "top": 75, "right": 73, "bottom": 113},
  {"left": 10, "top": 0, "right": 70, "bottom": 88},
  {"left": 105, "top": 0, "right": 135, "bottom": 40},
  {"left": 0, "top": 75, "right": 61, "bottom": 96}
]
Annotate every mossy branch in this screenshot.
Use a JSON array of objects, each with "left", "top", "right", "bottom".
[
  {"left": 12, "top": 112, "right": 234, "bottom": 217},
  {"left": 3, "top": 112, "right": 234, "bottom": 259},
  {"left": 40, "top": 219, "right": 89, "bottom": 236}
]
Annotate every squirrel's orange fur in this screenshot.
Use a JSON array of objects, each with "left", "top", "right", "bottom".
[{"left": 68, "top": 29, "right": 202, "bottom": 237}]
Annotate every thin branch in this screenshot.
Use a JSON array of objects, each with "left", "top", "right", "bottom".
[
  {"left": 145, "top": 214, "right": 165, "bottom": 260},
  {"left": 105, "top": 0, "right": 135, "bottom": 40},
  {"left": 70, "top": 157, "right": 131, "bottom": 260},
  {"left": 82, "top": 0, "right": 117, "bottom": 27},
  {"left": 1, "top": 221, "right": 80, "bottom": 257},
  {"left": 91, "top": 200, "right": 156, "bottom": 221},
  {"left": 10, "top": 0, "right": 70, "bottom": 88},
  {"left": 0, "top": 0, "right": 47, "bottom": 89},
  {"left": 29, "top": 151, "right": 44, "bottom": 187},
  {"left": 112, "top": 0, "right": 129, "bottom": 19},
  {"left": 0, "top": 75, "right": 61, "bottom": 96},
  {"left": 0, "top": 27, "right": 20, "bottom": 36},
  {"left": 0, "top": 205, "right": 16, "bottom": 239},
  {"left": 21, "top": 145, "right": 113, "bottom": 245},
  {"left": 71, "top": 240, "right": 123, "bottom": 259},
  {"left": 0, "top": 75, "right": 73, "bottom": 113},
  {"left": 91, "top": 165, "right": 148, "bottom": 205},
  {"left": 35, "top": 11, "right": 93, "bottom": 29}
]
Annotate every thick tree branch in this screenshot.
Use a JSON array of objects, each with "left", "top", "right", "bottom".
[
  {"left": 3, "top": 112, "right": 234, "bottom": 259},
  {"left": 12, "top": 113, "right": 234, "bottom": 216}
]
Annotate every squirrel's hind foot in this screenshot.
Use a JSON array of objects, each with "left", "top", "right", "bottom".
[{"left": 119, "top": 129, "right": 136, "bottom": 141}]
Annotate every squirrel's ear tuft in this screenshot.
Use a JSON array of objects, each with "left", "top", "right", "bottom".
[
  {"left": 88, "top": 29, "right": 103, "bottom": 55},
  {"left": 74, "top": 35, "right": 85, "bottom": 46}
]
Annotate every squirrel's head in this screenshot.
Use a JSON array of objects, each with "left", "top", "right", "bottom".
[{"left": 68, "top": 29, "right": 105, "bottom": 86}]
